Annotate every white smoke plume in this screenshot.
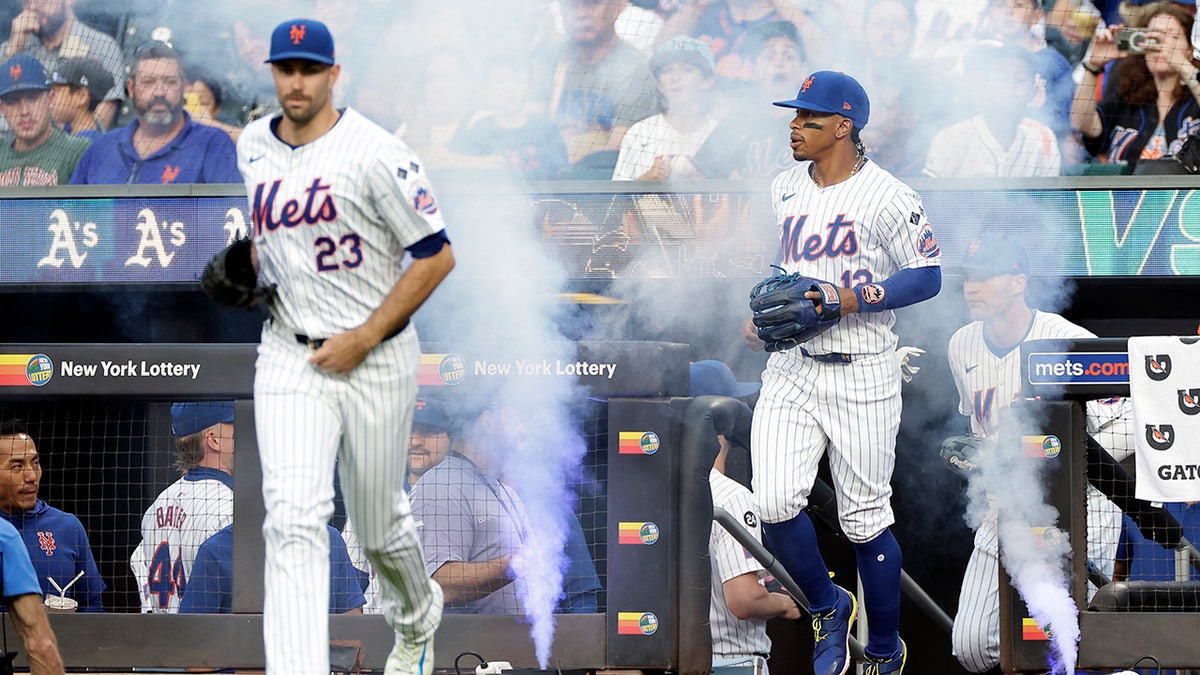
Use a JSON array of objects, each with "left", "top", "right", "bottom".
[{"left": 970, "top": 418, "right": 1080, "bottom": 675}]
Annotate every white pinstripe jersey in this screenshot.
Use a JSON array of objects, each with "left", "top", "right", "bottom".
[
  {"left": 237, "top": 107, "right": 447, "bottom": 338},
  {"left": 948, "top": 310, "right": 1126, "bottom": 436},
  {"left": 130, "top": 469, "right": 233, "bottom": 613},
  {"left": 709, "top": 469, "right": 772, "bottom": 658},
  {"left": 923, "top": 115, "right": 1062, "bottom": 178},
  {"left": 769, "top": 158, "right": 941, "bottom": 356}
]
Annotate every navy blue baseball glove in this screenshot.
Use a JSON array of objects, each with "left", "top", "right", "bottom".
[
  {"left": 748, "top": 271, "right": 842, "bottom": 352},
  {"left": 201, "top": 237, "right": 275, "bottom": 310}
]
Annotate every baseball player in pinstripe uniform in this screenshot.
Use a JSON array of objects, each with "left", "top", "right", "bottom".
[
  {"left": 743, "top": 71, "right": 942, "bottom": 675},
  {"left": 131, "top": 401, "right": 235, "bottom": 613},
  {"left": 239, "top": 18, "right": 451, "bottom": 675},
  {"left": 709, "top": 432, "right": 801, "bottom": 674},
  {"left": 947, "top": 235, "right": 1125, "bottom": 673}
]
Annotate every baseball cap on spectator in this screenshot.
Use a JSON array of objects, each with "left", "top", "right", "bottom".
[
  {"left": 265, "top": 18, "right": 336, "bottom": 65},
  {"left": 48, "top": 58, "right": 114, "bottom": 105},
  {"left": 740, "top": 20, "right": 805, "bottom": 61},
  {"left": 961, "top": 234, "right": 1029, "bottom": 278},
  {"left": 690, "top": 360, "right": 761, "bottom": 398},
  {"left": 774, "top": 70, "right": 869, "bottom": 129},
  {"left": 0, "top": 55, "right": 49, "bottom": 100},
  {"left": 650, "top": 36, "right": 717, "bottom": 77},
  {"left": 413, "top": 398, "right": 450, "bottom": 430},
  {"left": 171, "top": 402, "right": 235, "bottom": 437}
]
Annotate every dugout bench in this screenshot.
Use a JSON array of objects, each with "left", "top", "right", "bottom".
[
  {"left": 0, "top": 340, "right": 742, "bottom": 674},
  {"left": 1001, "top": 337, "right": 1200, "bottom": 673}
]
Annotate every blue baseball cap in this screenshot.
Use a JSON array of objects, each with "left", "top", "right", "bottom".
[
  {"left": 265, "top": 18, "right": 335, "bottom": 65},
  {"left": 961, "top": 234, "right": 1029, "bottom": 277},
  {"left": 413, "top": 398, "right": 450, "bottom": 430},
  {"left": 171, "top": 402, "right": 235, "bottom": 437},
  {"left": 774, "top": 70, "right": 870, "bottom": 129},
  {"left": 0, "top": 55, "right": 49, "bottom": 100},
  {"left": 690, "top": 360, "right": 761, "bottom": 399}
]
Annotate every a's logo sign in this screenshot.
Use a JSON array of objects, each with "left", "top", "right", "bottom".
[
  {"left": 1179, "top": 389, "right": 1200, "bottom": 415},
  {"left": 1146, "top": 424, "right": 1175, "bottom": 451},
  {"left": 1146, "top": 355, "right": 1172, "bottom": 381},
  {"left": 289, "top": 24, "right": 307, "bottom": 44},
  {"left": 26, "top": 354, "right": 52, "bottom": 386}
]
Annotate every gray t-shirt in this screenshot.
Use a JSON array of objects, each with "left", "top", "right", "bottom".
[{"left": 410, "top": 452, "right": 528, "bottom": 614}]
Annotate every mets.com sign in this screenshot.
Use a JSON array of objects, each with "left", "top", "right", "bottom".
[{"left": 0, "top": 185, "right": 1197, "bottom": 283}]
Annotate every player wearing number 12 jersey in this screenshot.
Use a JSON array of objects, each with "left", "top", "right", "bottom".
[
  {"left": 239, "top": 18, "right": 450, "bottom": 675},
  {"left": 746, "top": 71, "right": 941, "bottom": 675},
  {"left": 131, "top": 402, "right": 235, "bottom": 613}
]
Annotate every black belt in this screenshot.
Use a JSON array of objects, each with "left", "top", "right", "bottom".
[
  {"left": 800, "top": 347, "right": 854, "bottom": 364},
  {"left": 294, "top": 322, "right": 407, "bottom": 351}
]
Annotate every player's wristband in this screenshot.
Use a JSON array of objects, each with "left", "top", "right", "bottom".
[{"left": 853, "top": 266, "right": 941, "bottom": 313}]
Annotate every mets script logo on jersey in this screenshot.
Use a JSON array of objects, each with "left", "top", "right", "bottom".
[
  {"left": 37, "top": 531, "right": 55, "bottom": 556},
  {"left": 1180, "top": 389, "right": 1200, "bottom": 415},
  {"left": 916, "top": 223, "right": 940, "bottom": 258},
  {"left": 1146, "top": 424, "right": 1175, "bottom": 451},
  {"left": 780, "top": 214, "right": 857, "bottom": 262},
  {"left": 1146, "top": 355, "right": 1172, "bottom": 381},
  {"left": 252, "top": 179, "right": 338, "bottom": 236}
]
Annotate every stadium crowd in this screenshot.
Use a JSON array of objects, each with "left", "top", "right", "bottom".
[{"left": 0, "top": 0, "right": 1197, "bottom": 185}]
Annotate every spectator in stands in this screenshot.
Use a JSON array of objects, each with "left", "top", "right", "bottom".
[
  {"left": 1, "top": 0, "right": 124, "bottom": 130},
  {"left": 690, "top": 360, "right": 801, "bottom": 674},
  {"left": 130, "top": 402, "right": 235, "bottom": 613},
  {"left": 0, "top": 419, "right": 104, "bottom": 612},
  {"left": 70, "top": 42, "right": 240, "bottom": 184},
  {"left": 180, "top": 522, "right": 365, "bottom": 614},
  {"left": 184, "top": 72, "right": 242, "bottom": 143},
  {"left": 0, "top": 516, "right": 66, "bottom": 674},
  {"left": 612, "top": 36, "right": 722, "bottom": 181},
  {"left": 1071, "top": 3, "right": 1200, "bottom": 170},
  {"left": 449, "top": 58, "right": 569, "bottom": 181},
  {"left": 692, "top": 21, "right": 806, "bottom": 179},
  {"left": 853, "top": 0, "right": 946, "bottom": 178},
  {"left": 402, "top": 49, "right": 488, "bottom": 173},
  {"left": 923, "top": 43, "right": 1061, "bottom": 177},
  {"left": 539, "top": 0, "right": 659, "bottom": 175},
  {"left": 911, "top": 0, "right": 991, "bottom": 62},
  {"left": 410, "top": 402, "right": 533, "bottom": 614},
  {"left": 407, "top": 398, "right": 454, "bottom": 490},
  {"left": 982, "top": 0, "right": 1077, "bottom": 158},
  {"left": 0, "top": 54, "right": 89, "bottom": 185},
  {"left": 47, "top": 57, "right": 112, "bottom": 143},
  {"left": 652, "top": 0, "right": 829, "bottom": 81}
]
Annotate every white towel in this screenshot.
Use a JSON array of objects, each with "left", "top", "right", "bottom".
[{"left": 1127, "top": 336, "right": 1200, "bottom": 502}]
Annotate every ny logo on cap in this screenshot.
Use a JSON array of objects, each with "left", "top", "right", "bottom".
[
  {"left": 9, "top": 63, "right": 20, "bottom": 81},
  {"left": 800, "top": 75, "right": 814, "bottom": 93},
  {"left": 289, "top": 24, "right": 307, "bottom": 45},
  {"left": 843, "top": 102, "right": 852, "bottom": 111}
]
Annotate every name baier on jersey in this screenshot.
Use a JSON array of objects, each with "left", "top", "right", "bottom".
[{"left": 237, "top": 107, "right": 448, "bottom": 339}]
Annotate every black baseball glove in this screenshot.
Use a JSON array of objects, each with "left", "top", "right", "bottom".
[
  {"left": 938, "top": 434, "right": 994, "bottom": 479},
  {"left": 201, "top": 237, "right": 275, "bottom": 310},
  {"left": 749, "top": 271, "right": 841, "bottom": 352}
]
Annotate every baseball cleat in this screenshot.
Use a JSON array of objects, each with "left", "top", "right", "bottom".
[
  {"left": 384, "top": 635, "right": 433, "bottom": 675},
  {"left": 811, "top": 585, "right": 857, "bottom": 675},
  {"left": 863, "top": 638, "right": 906, "bottom": 675}
]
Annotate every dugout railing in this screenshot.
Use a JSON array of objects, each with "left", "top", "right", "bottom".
[
  {"left": 0, "top": 340, "right": 739, "bottom": 674},
  {"left": 1001, "top": 337, "right": 1200, "bottom": 673}
]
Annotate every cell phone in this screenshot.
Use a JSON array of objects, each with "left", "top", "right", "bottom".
[{"left": 1116, "top": 28, "right": 1154, "bottom": 53}]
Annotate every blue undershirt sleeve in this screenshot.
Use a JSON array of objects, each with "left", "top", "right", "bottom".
[
  {"left": 405, "top": 230, "right": 450, "bottom": 259},
  {"left": 853, "top": 266, "right": 941, "bottom": 312}
]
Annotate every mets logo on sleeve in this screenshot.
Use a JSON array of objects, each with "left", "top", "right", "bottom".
[
  {"left": 1146, "top": 424, "right": 1175, "bottom": 450},
  {"left": 410, "top": 181, "right": 438, "bottom": 216},
  {"left": 860, "top": 284, "right": 885, "bottom": 305},
  {"left": 916, "top": 223, "right": 940, "bottom": 258},
  {"left": 1180, "top": 389, "right": 1200, "bottom": 415},
  {"left": 1146, "top": 355, "right": 1172, "bottom": 381}
]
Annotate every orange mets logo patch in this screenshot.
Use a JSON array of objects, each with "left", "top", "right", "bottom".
[
  {"left": 290, "top": 24, "right": 307, "bottom": 44},
  {"left": 800, "top": 75, "right": 814, "bottom": 93},
  {"left": 37, "top": 531, "right": 56, "bottom": 556}
]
